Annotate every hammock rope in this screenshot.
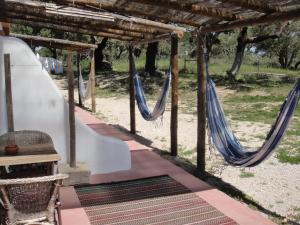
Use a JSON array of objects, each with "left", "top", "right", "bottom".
[
  {"left": 206, "top": 66, "right": 300, "bottom": 167},
  {"left": 130, "top": 53, "right": 172, "bottom": 121}
]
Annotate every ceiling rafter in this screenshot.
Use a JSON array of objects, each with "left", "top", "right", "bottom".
[
  {"left": 57, "top": 0, "right": 242, "bottom": 21},
  {"left": 218, "top": 0, "right": 281, "bottom": 13},
  {"left": 200, "top": 8, "right": 300, "bottom": 33},
  {"left": 0, "top": 0, "right": 185, "bottom": 41},
  {"left": 11, "top": 33, "right": 97, "bottom": 51}
]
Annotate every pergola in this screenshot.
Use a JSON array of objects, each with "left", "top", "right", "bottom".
[{"left": 1, "top": 0, "right": 300, "bottom": 172}]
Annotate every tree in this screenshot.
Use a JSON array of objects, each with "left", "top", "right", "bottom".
[
  {"left": 91, "top": 36, "right": 111, "bottom": 71},
  {"left": 255, "top": 21, "right": 300, "bottom": 69},
  {"left": 145, "top": 42, "right": 158, "bottom": 76},
  {"left": 227, "top": 24, "right": 287, "bottom": 79}
]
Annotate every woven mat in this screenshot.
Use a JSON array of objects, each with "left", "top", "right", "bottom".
[{"left": 75, "top": 175, "right": 237, "bottom": 225}]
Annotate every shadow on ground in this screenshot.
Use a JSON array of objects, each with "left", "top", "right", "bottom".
[{"left": 111, "top": 123, "right": 298, "bottom": 225}]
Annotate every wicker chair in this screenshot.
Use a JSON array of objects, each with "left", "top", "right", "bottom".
[
  {"left": 0, "top": 174, "right": 68, "bottom": 225},
  {"left": 0, "top": 130, "right": 54, "bottom": 151}
]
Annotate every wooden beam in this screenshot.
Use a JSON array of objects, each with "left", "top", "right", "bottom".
[
  {"left": 196, "top": 33, "right": 206, "bottom": 173},
  {"left": 2, "top": 17, "right": 135, "bottom": 41},
  {"left": 219, "top": 0, "right": 281, "bottom": 13},
  {"left": 77, "top": 53, "right": 83, "bottom": 107},
  {"left": 1, "top": 10, "right": 164, "bottom": 37},
  {"left": 129, "top": 0, "right": 241, "bottom": 20},
  {"left": 1, "top": 0, "right": 185, "bottom": 34},
  {"left": 0, "top": 11, "right": 155, "bottom": 37},
  {"left": 60, "top": 0, "right": 239, "bottom": 20},
  {"left": 81, "top": 3, "right": 201, "bottom": 27},
  {"left": 67, "top": 52, "right": 76, "bottom": 168},
  {"left": 170, "top": 35, "right": 178, "bottom": 156},
  {"left": 201, "top": 8, "right": 300, "bottom": 33},
  {"left": 90, "top": 50, "right": 96, "bottom": 113},
  {"left": 4, "top": 54, "right": 14, "bottom": 132},
  {"left": 128, "top": 46, "right": 136, "bottom": 134},
  {"left": 11, "top": 33, "right": 97, "bottom": 52},
  {"left": 130, "top": 33, "right": 173, "bottom": 45}
]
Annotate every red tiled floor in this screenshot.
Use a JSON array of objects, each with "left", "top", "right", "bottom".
[{"left": 60, "top": 107, "right": 275, "bottom": 225}]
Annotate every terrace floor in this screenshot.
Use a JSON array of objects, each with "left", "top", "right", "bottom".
[{"left": 59, "top": 107, "right": 275, "bottom": 225}]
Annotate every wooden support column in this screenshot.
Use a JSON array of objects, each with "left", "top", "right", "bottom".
[
  {"left": 4, "top": 54, "right": 14, "bottom": 132},
  {"left": 128, "top": 46, "right": 136, "bottom": 134},
  {"left": 196, "top": 32, "right": 206, "bottom": 173},
  {"left": 170, "top": 35, "right": 179, "bottom": 156},
  {"left": 90, "top": 50, "right": 96, "bottom": 113},
  {"left": 77, "top": 53, "right": 83, "bottom": 107},
  {"left": 67, "top": 52, "right": 76, "bottom": 168},
  {"left": 0, "top": 22, "right": 10, "bottom": 36}
]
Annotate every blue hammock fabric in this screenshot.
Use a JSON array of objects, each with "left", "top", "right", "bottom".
[
  {"left": 206, "top": 72, "right": 300, "bottom": 167},
  {"left": 131, "top": 60, "right": 171, "bottom": 121}
]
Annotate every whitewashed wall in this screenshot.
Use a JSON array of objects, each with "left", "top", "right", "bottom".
[{"left": 0, "top": 37, "right": 131, "bottom": 174}]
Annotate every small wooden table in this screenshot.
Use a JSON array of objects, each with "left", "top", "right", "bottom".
[{"left": 0, "top": 144, "right": 60, "bottom": 176}]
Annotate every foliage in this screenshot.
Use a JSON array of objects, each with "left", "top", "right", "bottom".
[
  {"left": 254, "top": 21, "right": 300, "bottom": 68},
  {"left": 11, "top": 20, "right": 300, "bottom": 74}
]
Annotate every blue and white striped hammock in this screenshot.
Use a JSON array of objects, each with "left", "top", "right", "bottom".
[
  {"left": 206, "top": 70, "right": 300, "bottom": 167},
  {"left": 131, "top": 58, "right": 171, "bottom": 121}
]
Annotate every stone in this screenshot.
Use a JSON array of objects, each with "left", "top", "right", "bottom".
[{"left": 58, "top": 162, "right": 91, "bottom": 186}]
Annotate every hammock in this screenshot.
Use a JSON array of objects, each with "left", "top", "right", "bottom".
[
  {"left": 206, "top": 70, "right": 300, "bottom": 167},
  {"left": 78, "top": 65, "right": 92, "bottom": 103},
  {"left": 131, "top": 56, "right": 172, "bottom": 121}
]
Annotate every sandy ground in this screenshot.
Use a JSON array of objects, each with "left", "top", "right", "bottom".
[{"left": 55, "top": 78, "right": 299, "bottom": 221}]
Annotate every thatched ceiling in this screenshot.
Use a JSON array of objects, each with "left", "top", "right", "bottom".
[
  {"left": 0, "top": 0, "right": 185, "bottom": 42},
  {"left": 55, "top": 0, "right": 300, "bottom": 30},
  {"left": 1, "top": 0, "right": 300, "bottom": 42}
]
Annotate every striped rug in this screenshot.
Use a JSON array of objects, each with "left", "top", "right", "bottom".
[{"left": 75, "top": 176, "right": 237, "bottom": 225}]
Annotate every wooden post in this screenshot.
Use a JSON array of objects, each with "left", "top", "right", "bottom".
[
  {"left": 128, "top": 46, "right": 136, "bottom": 134},
  {"left": 0, "top": 22, "right": 10, "bottom": 36},
  {"left": 67, "top": 52, "right": 76, "bottom": 168},
  {"left": 90, "top": 50, "right": 96, "bottom": 113},
  {"left": 4, "top": 54, "right": 14, "bottom": 132},
  {"left": 170, "top": 35, "right": 178, "bottom": 156},
  {"left": 77, "top": 53, "right": 83, "bottom": 107},
  {"left": 196, "top": 32, "right": 206, "bottom": 173}
]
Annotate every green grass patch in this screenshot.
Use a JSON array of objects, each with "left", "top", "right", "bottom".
[
  {"left": 225, "top": 95, "right": 285, "bottom": 103},
  {"left": 239, "top": 171, "right": 255, "bottom": 178},
  {"left": 277, "top": 149, "right": 300, "bottom": 164},
  {"left": 224, "top": 103, "right": 280, "bottom": 124}
]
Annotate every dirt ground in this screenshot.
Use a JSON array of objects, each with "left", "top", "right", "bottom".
[{"left": 55, "top": 78, "right": 300, "bottom": 222}]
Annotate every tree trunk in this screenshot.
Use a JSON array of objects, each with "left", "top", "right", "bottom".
[
  {"left": 92, "top": 37, "right": 109, "bottom": 71},
  {"left": 287, "top": 49, "right": 298, "bottom": 68},
  {"left": 52, "top": 48, "right": 57, "bottom": 59},
  {"left": 205, "top": 32, "right": 221, "bottom": 62},
  {"left": 227, "top": 27, "right": 248, "bottom": 79},
  {"left": 134, "top": 48, "right": 142, "bottom": 57},
  {"left": 115, "top": 46, "right": 125, "bottom": 59},
  {"left": 145, "top": 42, "right": 158, "bottom": 76},
  {"left": 227, "top": 24, "right": 285, "bottom": 79},
  {"left": 279, "top": 48, "right": 287, "bottom": 68},
  {"left": 278, "top": 47, "right": 297, "bottom": 69},
  {"left": 294, "top": 60, "right": 300, "bottom": 70}
]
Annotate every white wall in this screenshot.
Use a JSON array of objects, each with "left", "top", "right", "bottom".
[{"left": 0, "top": 36, "right": 131, "bottom": 174}]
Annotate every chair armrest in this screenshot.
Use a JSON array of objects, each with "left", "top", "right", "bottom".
[{"left": 0, "top": 174, "right": 69, "bottom": 185}]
